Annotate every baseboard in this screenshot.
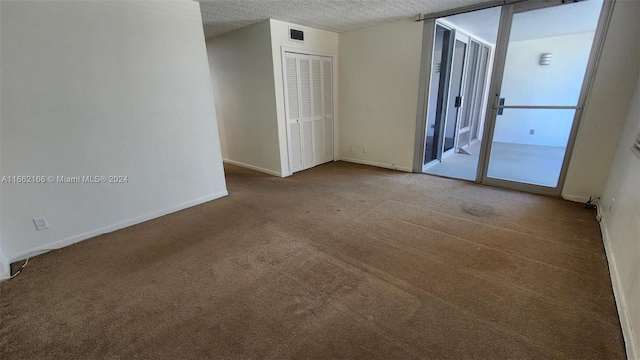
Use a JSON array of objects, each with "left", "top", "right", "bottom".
[
  {"left": 598, "top": 206, "right": 639, "bottom": 360},
  {"left": 222, "top": 159, "right": 282, "bottom": 177},
  {"left": 0, "top": 246, "right": 10, "bottom": 281},
  {"left": 561, "top": 194, "right": 591, "bottom": 203},
  {"left": 8, "top": 191, "right": 229, "bottom": 263},
  {"left": 339, "top": 157, "right": 412, "bottom": 173}
]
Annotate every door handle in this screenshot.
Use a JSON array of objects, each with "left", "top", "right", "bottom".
[{"left": 497, "top": 98, "right": 505, "bottom": 115}]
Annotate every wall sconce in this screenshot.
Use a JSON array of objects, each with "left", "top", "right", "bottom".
[{"left": 540, "top": 53, "right": 552, "bottom": 65}]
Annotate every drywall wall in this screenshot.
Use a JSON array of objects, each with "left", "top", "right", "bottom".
[
  {"left": 563, "top": 0, "right": 640, "bottom": 201},
  {"left": 0, "top": 1, "right": 227, "bottom": 263},
  {"left": 269, "top": 19, "right": 339, "bottom": 176},
  {"left": 494, "top": 32, "right": 595, "bottom": 147},
  {"left": 599, "top": 62, "right": 640, "bottom": 360},
  {"left": 207, "top": 20, "right": 282, "bottom": 176},
  {"left": 0, "top": 0, "right": 5, "bottom": 280},
  {"left": 339, "top": 19, "right": 423, "bottom": 172}
]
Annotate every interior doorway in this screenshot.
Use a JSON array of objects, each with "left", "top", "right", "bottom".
[{"left": 417, "top": 0, "right": 611, "bottom": 196}]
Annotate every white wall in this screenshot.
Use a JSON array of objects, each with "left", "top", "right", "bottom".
[
  {"left": 494, "top": 32, "right": 595, "bottom": 147},
  {"left": 0, "top": 1, "right": 227, "bottom": 265},
  {"left": 563, "top": 0, "right": 640, "bottom": 201},
  {"left": 339, "top": 19, "right": 423, "bottom": 172},
  {"left": 207, "top": 20, "right": 282, "bottom": 176},
  {"left": 599, "top": 62, "right": 640, "bottom": 360},
  {"left": 269, "top": 19, "right": 339, "bottom": 176},
  {"left": 0, "top": 1, "right": 5, "bottom": 279}
]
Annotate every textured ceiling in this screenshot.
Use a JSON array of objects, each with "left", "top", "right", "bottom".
[{"left": 197, "top": 0, "right": 493, "bottom": 38}]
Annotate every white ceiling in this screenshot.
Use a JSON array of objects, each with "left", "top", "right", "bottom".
[
  {"left": 442, "top": 0, "right": 603, "bottom": 45},
  {"left": 197, "top": 0, "right": 493, "bottom": 38}
]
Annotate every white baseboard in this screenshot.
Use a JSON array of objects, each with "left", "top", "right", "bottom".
[
  {"left": 0, "top": 246, "right": 10, "bottom": 281},
  {"left": 598, "top": 206, "right": 638, "bottom": 360},
  {"left": 339, "top": 157, "right": 412, "bottom": 173},
  {"left": 561, "top": 194, "right": 591, "bottom": 203},
  {"left": 223, "top": 159, "right": 282, "bottom": 177},
  {"left": 8, "top": 191, "right": 228, "bottom": 263}
]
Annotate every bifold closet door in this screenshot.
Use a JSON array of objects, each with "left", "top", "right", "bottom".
[
  {"left": 284, "top": 52, "right": 334, "bottom": 174},
  {"left": 299, "top": 55, "right": 315, "bottom": 169},
  {"left": 285, "top": 53, "right": 303, "bottom": 173},
  {"left": 322, "top": 58, "right": 334, "bottom": 163}
]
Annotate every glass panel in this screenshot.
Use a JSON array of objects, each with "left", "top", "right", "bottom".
[
  {"left": 444, "top": 40, "right": 466, "bottom": 154},
  {"left": 471, "top": 46, "right": 490, "bottom": 140},
  {"left": 487, "top": 108, "right": 576, "bottom": 187},
  {"left": 423, "top": 5, "right": 500, "bottom": 181},
  {"left": 499, "top": 1, "right": 603, "bottom": 107},
  {"left": 486, "top": 0, "right": 603, "bottom": 189},
  {"left": 461, "top": 41, "right": 480, "bottom": 130},
  {"left": 424, "top": 25, "right": 452, "bottom": 165}
]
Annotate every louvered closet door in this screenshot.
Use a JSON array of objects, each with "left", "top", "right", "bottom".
[
  {"left": 284, "top": 53, "right": 303, "bottom": 173},
  {"left": 321, "top": 58, "right": 334, "bottom": 162},
  {"left": 298, "top": 55, "right": 315, "bottom": 169},
  {"left": 284, "top": 52, "right": 334, "bottom": 174},
  {"left": 311, "top": 57, "right": 324, "bottom": 166}
]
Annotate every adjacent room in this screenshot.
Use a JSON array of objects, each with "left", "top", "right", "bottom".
[{"left": 1, "top": 0, "right": 638, "bottom": 359}]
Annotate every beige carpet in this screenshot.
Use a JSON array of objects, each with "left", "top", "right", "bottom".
[{"left": 0, "top": 162, "right": 625, "bottom": 359}]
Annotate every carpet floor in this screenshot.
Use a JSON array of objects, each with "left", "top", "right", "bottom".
[{"left": 0, "top": 162, "right": 625, "bottom": 359}]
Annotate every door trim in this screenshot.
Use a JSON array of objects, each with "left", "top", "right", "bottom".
[{"left": 477, "top": 0, "right": 616, "bottom": 196}]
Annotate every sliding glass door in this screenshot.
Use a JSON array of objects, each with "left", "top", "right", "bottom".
[
  {"left": 421, "top": 16, "right": 494, "bottom": 181},
  {"left": 481, "top": 0, "right": 605, "bottom": 194}
]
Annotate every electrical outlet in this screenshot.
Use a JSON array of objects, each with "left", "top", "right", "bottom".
[
  {"left": 530, "top": 129, "right": 535, "bottom": 135},
  {"left": 33, "top": 216, "right": 49, "bottom": 231},
  {"left": 362, "top": 146, "right": 367, "bottom": 153},
  {"left": 350, "top": 145, "right": 354, "bottom": 152}
]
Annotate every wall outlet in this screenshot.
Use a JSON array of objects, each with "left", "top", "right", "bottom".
[
  {"left": 350, "top": 145, "right": 354, "bottom": 152},
  {"left": 530, "top": 129, "right": 535, "bottom": 135},
  {"left": 34, "top": 216, "right": 49, "bottom": 231},
  {"left": 362, "top": 146, "right": 367, "bottom": 153}
]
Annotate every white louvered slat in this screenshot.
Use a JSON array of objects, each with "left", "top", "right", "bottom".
[
  {"left": 285, "top": 52, "right": 334, "bottom": 173},
  {"left": 312, "top": 59, "right": 322, "bottom": 117},
  {"left": 313, "top": 119, "right": 323, "bottom": 164},
  {"left": 299, "top": 58, "right": 312, "bottom": 119},
  {"left": 286, "top": 56, "right": 299, "bottom": 120},
  {"left": 323, "top": 59, "right": 332, "bottom": 115},
  {"left": 324, "top": 118, "right": 333, "bottom": 159},
  {"left": 302, "top": 121, "right": 313, "bottom": 167},
  {"left": 289, "top": 122, "right": 302, "bottom": 172}
]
